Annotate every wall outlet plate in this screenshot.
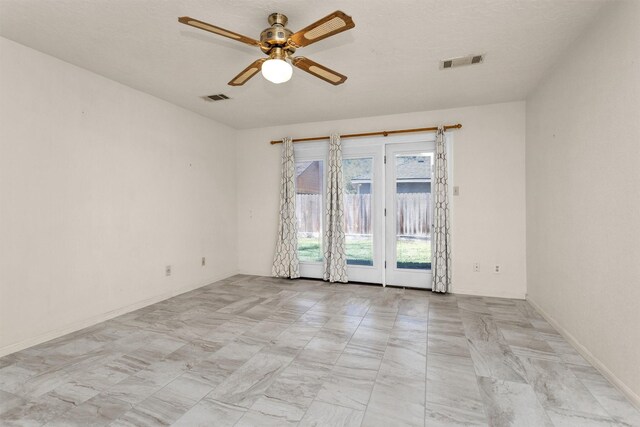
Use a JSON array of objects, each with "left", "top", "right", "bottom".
[
  {"left": 202, "top": 257, "right": 206, "bottom": 266},
  {"left": 494, "top": 264, "right": 501, "bottom": 274},
  {"left": 165, "top": 265, "right": 171, "bottom": 276},
  {"left": 473, "top": 262, "right": 480, "bottom": 272}
]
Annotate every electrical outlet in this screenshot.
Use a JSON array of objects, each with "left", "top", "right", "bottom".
[
  {"left": 494, "top": 264, "right": 501, "bottom": 274},
  {"left": 201, "top": 257, "right": 206, "bottom": 266},
  {"left": 473, "top": 262, "right": 480, "bottom": 272},
  {"left": 453, "top": 186, "right": 460, "bottom": 196},
  {"left": 165, "top": 265, "right": 171, "bottom": 276}
]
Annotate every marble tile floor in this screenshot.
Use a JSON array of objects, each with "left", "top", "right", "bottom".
[{"left": 1, "top": 275, "right": 638, "bottom": 426}]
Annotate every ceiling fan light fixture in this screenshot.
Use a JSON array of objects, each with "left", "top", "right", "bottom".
[{"left": 261, "top": 58, "right": 293, "bottom": 84}]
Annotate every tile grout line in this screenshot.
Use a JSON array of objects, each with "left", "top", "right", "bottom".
[
  {"left": 353, "top": 291, "right": 404, "bottom": 426},
  {"left": 517, "top": 301, "right": 624, "bottom": 420},
  {"left": 294, "top": 290, "right": 373, "bottom": 425},
  {"left": 424, "top": 298, "right": 429, "bottom": 427},
  {"left": 229, "top": 282, "right": 349, "bottom": 426},
  {"left": 199, "top": 285, "right": 325, "bottom": 426},
  {"left": 511, "top": 301, "right": 615, "bottom": 425},
  {"left": 297, "top": 287, "right": 401, "bottom": 426},
  {"left": 135, "top": 281, "right": 316, "bottom": 426},
  {"left": 104, "top": 290, "right": 259, "bottom": 425},
  {"left": 459, "top": 297, "right": 492, "bottom": 426}
]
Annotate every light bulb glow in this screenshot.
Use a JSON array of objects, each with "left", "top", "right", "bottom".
[{"left": 261, "top": 58, "right": 293, "bottom": 84}]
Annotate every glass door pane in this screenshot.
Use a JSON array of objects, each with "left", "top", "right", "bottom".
[
  {"left": 395, "top": 154, "right": 432, "bottom": 270},
  {"left": 343, "top": 158, "right": 374, "bottom": 266},
  {"left": 296, "top": 160, "right": 323, "bottom": 262}
]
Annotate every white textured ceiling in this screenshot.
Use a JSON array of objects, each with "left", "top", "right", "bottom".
[{"left": 0, "top": 0, "right": 607, "bottom": 129}]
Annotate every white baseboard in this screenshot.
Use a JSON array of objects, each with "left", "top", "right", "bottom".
[
  {"left": 526, "top": 296, "right": 640, "bottom": 410},
  {"left": 452, "top": 287, "right": 526, "bottom": 300},
  {"left": 0, "top": 270, "right": 238, "bottom": 358}
]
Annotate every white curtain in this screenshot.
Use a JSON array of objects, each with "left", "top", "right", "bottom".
[
  {"left": 432, "top": 127, "right": 452, "bottom": 293},
  {"left": 272, "top": 137, "right": 300, "bottom": 279},
  {"left": 323, "top": 134, "right": 348, "bottom": 283}
]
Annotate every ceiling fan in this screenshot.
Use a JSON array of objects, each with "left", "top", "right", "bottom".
[{"left": 178, "top": 11, "right": 355, "bottom": 86}]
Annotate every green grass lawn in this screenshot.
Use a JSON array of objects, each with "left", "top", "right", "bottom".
[
  {"left": 395, "top": 238, "right": 432, "bottom": 269},
  {"left": 298, "top": 235, "right": 431, "bottom": 269},
  {"left": 297, "top": 237, "right": 323, "bottom": 263}
]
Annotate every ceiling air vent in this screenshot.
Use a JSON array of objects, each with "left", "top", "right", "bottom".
[
  {"left": 203, "top": 93, "right": 230, "bottom": 101},
  {"left": 440, "top": 54, "right": 485, "bottom": 69}
]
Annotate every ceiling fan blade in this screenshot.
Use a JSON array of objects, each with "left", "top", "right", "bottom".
[
  {"left": 288, "top": 10, "right": 355, "bottom": 48},
  {"left": 292, "top": 57, "right": 347, "bottom": 85},
  {"left": 178, "top": 16, "right": 261, "bottom": 47},
  {"left": 228, "top": 58, "right": 266, "bottom": 86}
]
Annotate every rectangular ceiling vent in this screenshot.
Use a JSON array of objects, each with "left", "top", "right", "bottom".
[
  {"left": 203, "top": 93, "right": 230, "bottom": 102},
  {"left": 440, "top": 54, "right": 485, "bottom": 69}
]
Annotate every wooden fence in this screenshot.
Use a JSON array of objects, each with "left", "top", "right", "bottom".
[
  {"left": 296, "top": 193, "right": 431, "bottom": 237},
  {"left": 296, "top": 194, "right": 323, "bottom": 236},
  {"left": 395, "top": 193, "right": 431, "bottom": 236}
]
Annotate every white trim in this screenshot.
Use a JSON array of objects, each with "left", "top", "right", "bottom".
[
  {"left": 527, "top": 296, "right": 640, "bottom": 409},
  {"left": 0, "top": 270, "right": 238, "bottom": 358},
  {"left": 452, "top": 287, "right": 525, "bottom": 300}
]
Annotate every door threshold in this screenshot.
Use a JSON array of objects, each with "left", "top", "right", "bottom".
[{"left": 296, "top": 277, "right": 432, "bottom": 292}]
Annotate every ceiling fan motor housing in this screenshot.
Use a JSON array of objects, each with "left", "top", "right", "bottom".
[{"left": 260, "top": 13, "right": 293, "bottom": 55}]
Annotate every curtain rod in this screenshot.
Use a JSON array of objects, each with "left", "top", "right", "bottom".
[{"left": 269, "top": 123, "right": 462, "bottom": 145}]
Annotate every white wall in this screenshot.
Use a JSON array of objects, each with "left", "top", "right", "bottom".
[
  {"left": 526, "top": 1, "right": 640, "bottom": 402},
  {"left": 236, "top": 101, "right": 527, "bottom": 299},
  {"left": 0, "top": 38, "right": 238, "bottom": 355}
]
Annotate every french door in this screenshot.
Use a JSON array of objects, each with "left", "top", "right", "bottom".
[
  {"left": 295, "top": 135, "right": 436, "bottom": 289},
  {"left": 384, "top": 143, "right": 433, "bottom": 289}
]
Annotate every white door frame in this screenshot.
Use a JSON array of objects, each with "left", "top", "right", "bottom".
[{"left": 384, "top": 141, "right": 435, "bottom": 289}]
